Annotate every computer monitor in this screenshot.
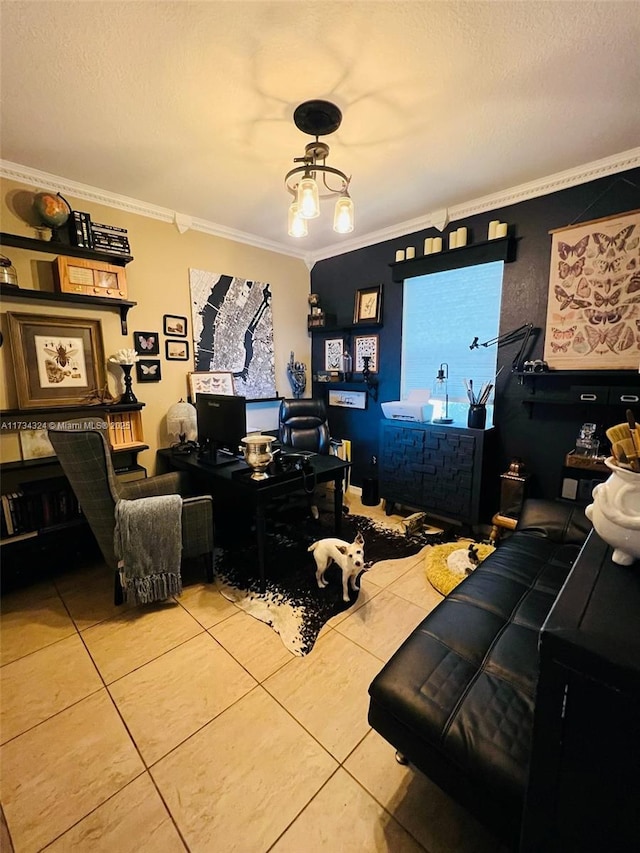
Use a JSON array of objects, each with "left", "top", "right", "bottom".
[{"left": 196, "top": 393, "right": 247, "bottom": 464}]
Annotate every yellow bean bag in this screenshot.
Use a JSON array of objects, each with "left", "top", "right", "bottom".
[{"left": 425, "top": 541, "right": 495, "bottom": 596}]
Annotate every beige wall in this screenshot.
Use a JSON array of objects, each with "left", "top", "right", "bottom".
[{"left": 0, "top": 177, "right": 311, "bottom": 472}]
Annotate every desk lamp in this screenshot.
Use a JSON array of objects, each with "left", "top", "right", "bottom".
[{"left": 167, "top": 400, "right": 198, "bottom": 453}]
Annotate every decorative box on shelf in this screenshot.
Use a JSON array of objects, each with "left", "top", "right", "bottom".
[
  {"left": 307, "top": 312, "right": 336, "bottom": 330},
  {"left": 564, "top": 451, "right": 609, "bottom": 473}
]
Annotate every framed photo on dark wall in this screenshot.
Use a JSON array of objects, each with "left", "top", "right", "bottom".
[
  {"left": 354, "top": 334, "right": 379, "bottom": 372},
  {"left": 353, "top": 284, "right": 383, "bottom": 325}
]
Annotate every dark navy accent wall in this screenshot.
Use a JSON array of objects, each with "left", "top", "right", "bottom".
[{"left": 311, "top": 168, "right": 640, "bottom": 504}]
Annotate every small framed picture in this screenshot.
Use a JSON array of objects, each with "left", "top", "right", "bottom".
[
  {"left": 19, "top": 429, "right": 56, "bottom": 461},
  {"left": 328, "top": 390, "right": 368, "bottom": 410},
  {"left": 133, "top": 330, "right": 159, "bottom": 356},
  {"left": 354, "top": 334, "right": 379, "bottom": 373},
  {"left": 353, "top": 284, "right": 383, "bottom": 325},
  {"left": 189, "top": 371, "right": 235, "bottom": 398},
  {"left": 165, "top": 339, "right": 190, "bottom": 360},
  {"left": 324, "top": 338, "right": 344, "bottom": 371},
  {"left": 136, "top": 359, "right": 161, "bottom": 382},
  {"left": 163, "top": 314, "right": 188, "bottom": 337}
]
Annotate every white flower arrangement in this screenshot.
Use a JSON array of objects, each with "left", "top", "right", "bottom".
[{"left": 109, "top": 348, "right": 139, "bottom": 365}]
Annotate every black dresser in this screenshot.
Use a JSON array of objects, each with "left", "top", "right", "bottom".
[{"left": 378, "top": 419, "right": 497, "bottom": 526}]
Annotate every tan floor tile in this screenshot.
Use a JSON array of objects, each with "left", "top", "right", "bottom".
[
  {"left": 177, "top": 581, "right": 239, "bottom": 628},
  {"left": 324, "top": 576, "right": 382, "bottom": 628},
  {"left": 264, "top": 631, "right": 383, "bottom": 762},
  {"left": 1, "top": 633, "right": 102, "bottom": 744},
  {"left": 151, "top": 687, "right": 337, "bottom": 853},
  {"left": 345, "top": 730, "right": 501, "bottom": 853},
  {"left": 0, "top": 690, "right": 144, "bottom": 853},
  {"left": 44, "top": 773, "right": 185, "bottom": 852},
  {"left": 208, "top": 610, "right": 294, "bottom": 681},
  {"left": 365, "top": 553, "right": 420, "bottom": 589},
  {"left": 0, "top": 583, "right": 76, "bottom": 666},
  {"left": 271, "top": 767, "right": 426, "bottom": 852},
  {"left": 335, "top": 589, "right": 428, "bottom": 662},
  {"left": 55, "top": 562, "right": 134, "bottom": 630},
  {"left": 81, "top": 601, "right": 203, "bottom": 683},
  {"left": 110, "top": 633, "right": 256, "bottom": 765},
  {"left": 389, "top": 556, "right": 445, "bottom": 612}
]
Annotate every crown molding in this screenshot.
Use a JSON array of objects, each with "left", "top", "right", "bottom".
[
  {"left": 3, "top": 148, "right": 638, "bottom": 267},
  {"left": 0, "top": 160, "right": 307, "bottom": 261},
  {"left": 308, "top": 147, "right": 640, "bottom": 264}
]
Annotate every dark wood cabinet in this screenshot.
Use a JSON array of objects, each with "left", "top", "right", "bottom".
[
  {"left": 522, "top": 531, "right": 640, "bottom": 851},
  {"left": 378, "top": 419, "right": 497, "bottom": 526}
]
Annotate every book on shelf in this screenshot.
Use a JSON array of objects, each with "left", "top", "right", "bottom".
[
  {"left": 1, "top": 478, "right": 83, "bottom": 541},
  {"left": 67, "top": 210, "right": 93, "bottom": 248},
  {"left": 91, "top": 221, "right": 128, "bottom": 234}
]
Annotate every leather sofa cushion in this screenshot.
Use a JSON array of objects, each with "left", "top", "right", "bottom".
[{"left": 368, "top": 530, "right": 581, "bottom": 810}]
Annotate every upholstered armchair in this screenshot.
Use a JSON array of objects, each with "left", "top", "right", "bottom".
[{"left": 48, "top": 422, "right": 214, "bottom": 604}]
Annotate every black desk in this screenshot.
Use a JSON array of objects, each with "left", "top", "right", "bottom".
[{"left": 157, "top": 449, "right": 350, "bottom": 592}]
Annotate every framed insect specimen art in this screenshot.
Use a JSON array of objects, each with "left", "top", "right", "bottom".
[
  {"left": 188, "top": 371, "right": 235, "bottom": 398},
  {"left": 353, "top": 284, "right": 383, "bottom": 326},
  {"left": 543, "top": 209, "right": 640, "bottom": 370},
  {"left": 7, "top": 313, "right": 106, "bottom": 409},
  {"left": 324, "top": 338, "right": 344, "bottom": 372},
  {"left": 136, "top": 359, "right": 162, "bottom": 382},
  {"left": 353, "top": 334, "right": 379, "bottom": 373},
  {"left": 133, "top": 330, "right": 159, "bottom": 356}
]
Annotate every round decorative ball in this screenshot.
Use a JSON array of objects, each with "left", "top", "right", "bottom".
[{"left": 33, "top": 192, "right": 70, "bottom": 228}]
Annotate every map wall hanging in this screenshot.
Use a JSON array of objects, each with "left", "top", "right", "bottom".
[
  {"left": 189, "top": 269, "right": 276, "bottom": 399},
  {"left": 543, "top": 209, "right": 640, "bottom": 370}
]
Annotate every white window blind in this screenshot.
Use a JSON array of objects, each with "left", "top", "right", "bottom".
[{"left": 401, "top": 261, "right": 503, "bottom": 426}]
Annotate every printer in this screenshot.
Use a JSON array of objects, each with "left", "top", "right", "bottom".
[{"left": 381, "top": 389, "right": 434, "bottom": 422}]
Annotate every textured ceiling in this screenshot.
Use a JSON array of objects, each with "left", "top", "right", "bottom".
[{"left": 1, "top": 1, "right": 639, "bottom": 259}]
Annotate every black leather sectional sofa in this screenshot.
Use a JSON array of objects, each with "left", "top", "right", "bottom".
[{"left": 368, "top": 499, "right": 591, "bottom": 849}]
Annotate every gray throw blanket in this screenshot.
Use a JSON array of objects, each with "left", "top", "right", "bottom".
[{"left": 114, "top": 495, "right": 183, "bottom": 604}]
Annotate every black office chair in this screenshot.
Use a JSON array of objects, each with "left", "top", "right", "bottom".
[
  {"left": 278, "top": 398, "right": 331, "bottom": 455},
  {"left": 278, "top": 398, "right": 337, "bottom": 520}
]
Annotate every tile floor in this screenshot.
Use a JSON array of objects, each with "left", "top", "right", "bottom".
[{"left": 0, "top": 496, "right": 505, "bottom": 853}]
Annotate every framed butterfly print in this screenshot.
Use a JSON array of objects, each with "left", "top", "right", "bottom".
[
  {"left": 163, "top": 314, "right": 188, "bottom": 337},
  {"left": 543, "top": 209, "right": 640, "bottom": 370},
  {"left": 133, "top": 330, "right": 159, "bottom": 357},
  {"left": 136, "top": 359, "right": 161, "bottom": 382}
]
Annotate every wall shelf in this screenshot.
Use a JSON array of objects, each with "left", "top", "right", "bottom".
[
  {"left": 0, "top": 232, "right": 133, "bottom": 266},
  {"left": 390, "top": 236, "right": 516, "bottom": 282},
  {"left": 0, "top": 283, "right": 137, "bottom": 334},
  {"left": 309, "top": 322, "right": 383, "bottom": 335}
]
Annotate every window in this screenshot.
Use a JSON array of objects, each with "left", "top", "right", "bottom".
[{"left": 401, "top": 261, "right": 503, "bottom": 426}]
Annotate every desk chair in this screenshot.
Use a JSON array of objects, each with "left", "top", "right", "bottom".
[
  {"left": 48, "top": 422, "right": 214, "bottom": 604},
  {"left": 278, "top": 398, "right": 333, "bottom": 519}
]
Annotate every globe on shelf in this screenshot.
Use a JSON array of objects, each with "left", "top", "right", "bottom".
[{"left": 32, "top": 192, "right": 71, "bottom": 234}]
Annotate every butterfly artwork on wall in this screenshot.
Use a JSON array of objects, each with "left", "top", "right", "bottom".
[
  {"left": 136, "top": 359, "right": 162, "bottom": 382},
  {"left": 544, "top": 208, "right": 640, "bottom": 369},
  {"left": 133, "top": 331, "right": 160, "bottom": 357}
]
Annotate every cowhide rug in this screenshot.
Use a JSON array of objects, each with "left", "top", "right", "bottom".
[{"left": 214, "top": 509, "right": 445, "bottom": 655}]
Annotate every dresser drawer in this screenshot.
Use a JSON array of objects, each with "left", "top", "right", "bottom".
[
  {"left": 569, "top": 385, "right": 608, "bottom": 404},
  {"left": 608, "top": 387, "right": 640, "bottom": 406}
]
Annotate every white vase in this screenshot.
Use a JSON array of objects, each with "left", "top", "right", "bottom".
[{"left": 585, "top": 457, "right": 640, "bottom": 565}]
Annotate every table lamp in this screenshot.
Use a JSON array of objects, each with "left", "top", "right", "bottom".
[
  {"left": 432, "top": 363, "right": 453, "bottom": 424},
  {"left": 167, "top": 400, "right": 198, "bottom": 453}
]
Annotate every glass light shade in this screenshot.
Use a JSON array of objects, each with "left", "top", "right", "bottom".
[
  {"left": 297, "top": 176, "right": 320, "bottom": 219},
  {"left": 167, "top": 401, "right": 197, "bottom": 442},
  {"left": 287, "top": 202, "right": 308, "bottom": 238},
  {"left": 431, "top": 364, "right": 453, "bottom": 424},
  {"left": 333, "top": 195, "right": 354, "bottom": 234}
]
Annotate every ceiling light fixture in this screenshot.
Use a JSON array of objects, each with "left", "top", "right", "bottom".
[{"left": 285, "top": 100, "right": 354, "bottom": 238}]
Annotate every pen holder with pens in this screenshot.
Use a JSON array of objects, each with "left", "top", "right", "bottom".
[{"left": 467, "top": 404, "right": 487, "bottom": 430}]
